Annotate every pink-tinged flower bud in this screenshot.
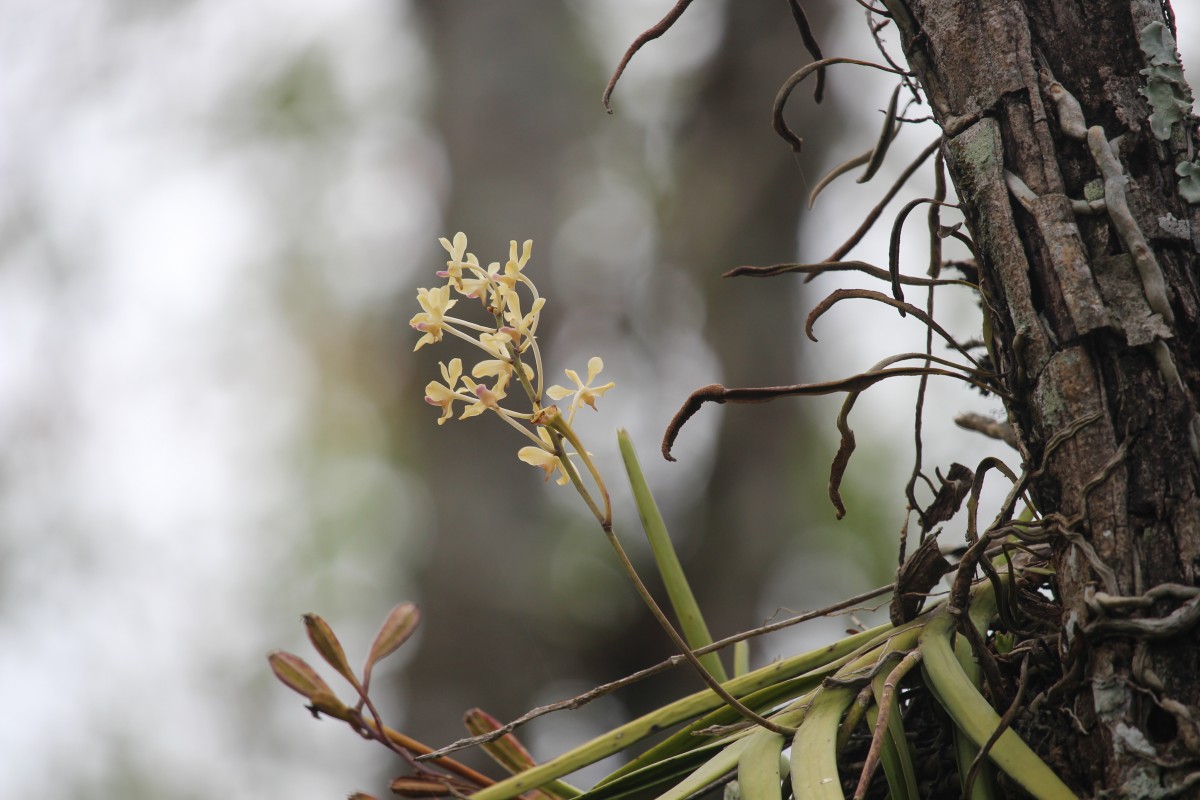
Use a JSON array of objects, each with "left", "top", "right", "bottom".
[
  {"left": 362, "top": 603, "right": 420, "bottom": 690},
  {"left": 302, "top": 613, "right": 361, "bottom": 690},
  {"left": 268, "top": 650, "right": 331, "bottom": 700},
  {"left": 267, "top": 650, "right": 349, "bottom": 716}
]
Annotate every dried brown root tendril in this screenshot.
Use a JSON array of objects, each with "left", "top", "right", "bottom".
[
  {"left": 851, "top": 648, "right": 923, "bottom": 799},
  {"left": 955, "top": 412, "right": 1019, "bottom": 448},
  {"left": 1085, "top": 587, "right": 1200, "bottom": 641},
  {"left": 773, "top": 57, "right": 909, "bottom": 153},
  {"left": 606, "top": 1, "right": 826, "bottom": 113},
  {"left": 602, "top": 0, "right": 696, "bottom": 114},
  {"left": 829, "top": 352, "right": 986, "bottom": 519},
  {"left": 818, "top": 138, "right": 941, "bottom": 270},
  {"left": 927, "top": 147, "right": 947, "bottom": 275},
  {"left": 724, "top": 259, "right": 975, "bottom": 288},
  {"left": 808, "top": 147, "right": 872, "bottom": 209},
  {"left": 786, "top": 0, "right": 826, "bottom": 103},
  {"left": 661, "top": 365, "right": 995, "bottom": 463},
  {"left": 965, "top": 457, "right": 1021, "bottom": 546},
  {"left": 964, "top": 652, "right": 1031, "bottom": 798},
  {"left": 853, "top": 0, "right": 892, "bottom": 16},
  {"left": 858, "top": 83, "right": 903, "bottom": 184},
  {"left": 949, "top": 454, "right": 1047, "bottom": 628},
  {"left": 805, "top": 288, "right": 984, "bottom": 370},
  {"left": 888, "top": 197, "right": 961, "bottom": 309}
]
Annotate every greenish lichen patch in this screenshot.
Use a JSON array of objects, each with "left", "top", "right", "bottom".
[
  {"left": 1138, "top": 21, "right": 1195, "bottom": 140},
  {"left": 955, "top": 120, "right": 1000, "bottom": 174},
  {"left": 1176, "top": 160, "right": 1200, "bottom": 204}
]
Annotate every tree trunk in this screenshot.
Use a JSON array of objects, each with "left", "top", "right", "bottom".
[{"left": 886, "top": 0, "right": 1200, "bottom": 793}]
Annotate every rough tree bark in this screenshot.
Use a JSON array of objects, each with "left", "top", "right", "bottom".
[{"left": 887, "top": 0, "right": 1200, "bottom": 795}]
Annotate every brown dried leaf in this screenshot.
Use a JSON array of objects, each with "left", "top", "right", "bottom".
[
  {"left": 890, "top": 535, "right": 951, "bottom": 624},
  {"left": 921, "top": 462, "right": 975, "bottom": 530}
]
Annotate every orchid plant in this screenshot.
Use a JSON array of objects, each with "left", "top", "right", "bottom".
[
  {"left": 268, "top": 229, "right": 1074, "bottom": 800},
  {"left": 267, "top": 1, "right": 1093, "bottom": 793}
]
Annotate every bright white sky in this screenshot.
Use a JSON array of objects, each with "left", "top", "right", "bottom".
[{"left": 0, "top": 2, "right": 1194, "bottom": 797}]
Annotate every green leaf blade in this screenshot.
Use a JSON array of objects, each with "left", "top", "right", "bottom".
[{"left": 618, "top": 429, "right": 726, "bottom": 681}]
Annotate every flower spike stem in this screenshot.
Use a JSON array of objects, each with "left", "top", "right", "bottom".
[
  {"left": 617, "top": 429, "right": 727, "bottom": 682},
  {"left": 507, "top": 339, "right": 542, "bottom": 413},
  {"left": 545, "top": 421, "right": 793, "bottom": 736},
  {"left": 602, "top": 534, "right": 796, "bottom": 738},
  {"left": 545, "top": 412, "right": 611, "bottom": 527}
]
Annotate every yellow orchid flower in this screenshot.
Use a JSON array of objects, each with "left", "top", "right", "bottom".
[
  {"left": 458, "top": 260, "right": 500, "bottom": 303},
  {"left": 423, "top": 359, "right": 465, "bottom": 425},
  {"left": 472, "top": 358, "right": 533, "bottom": 391},
  {"left": 410, "top": 285, "right": 457, "bottom": 351},
  {"left": 547, "top": 357, "right": 616, "bottom": 423},
  {"left": 500, "top": 292, "right": 545, "bottom": 352},
  {"left": 517, "top": 428, "right": 572, "bottom": 486},
  {"left": 471, "top": 331, "right": 525, "bottom": 390},
  {"left": 498, "top": 239, "right": 533, "bottom": 292},
  {"left": 458, "top": 376, "right": 508, "bottom": 420},
  {"left": 436, "top": 231, "right": 479, "bottom": 290}
]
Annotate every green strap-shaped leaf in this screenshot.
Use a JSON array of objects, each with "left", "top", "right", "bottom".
[
  {"left": 791, "top": 686, "right": 856, "bottom": 800},
  {"left": 618, "top": 429, "right": 727, "bottom": 681},
  {"left": 866, "top": 672, "right": 918, "bottom": 800},
  {"left": 738, "top": 731, "right": 785, "bottom": 800},
  {"left": 611, "top": 671, "right": 828, "bottom": 781},
  {"left": 733, "top": 640, "right": 751, "bottom": 679},
  {"left": 919, "top": 609, "right": 1074, "bottom": 800},
  {"left": 599, "top": 625, "right": 892, "bottom": 788},
  {"left": 950, "top": 635, "right": 997, "bottom": 800},
  {"left": 577, "top": 738, "right": 739, "bottom": 800},
  {"left": 469, "top": 625, "right": 890, "bottom": 800},
  {"left": 654, "top": 737, "right": 751, "bottom": 800}
]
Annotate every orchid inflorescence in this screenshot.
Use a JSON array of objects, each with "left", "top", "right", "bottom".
[
  {"left": 410, "top": 234, "right": 803, "bottom": 742},
  {"left": 412, "top": 232, "right": 615, "bottom": 486}
]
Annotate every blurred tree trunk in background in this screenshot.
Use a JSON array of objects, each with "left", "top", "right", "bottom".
[
  {"left": 657, "top": 3, "right": 828, "bottom": 645},
  {"left": 890, "top": 0, "right": 1200, "bottom": 793},
  {"left": 402, "top": 1, "right": 595, "bottom": 760},
  {"left": 401, "top": 0, "right": 843, "bottom": 760}
]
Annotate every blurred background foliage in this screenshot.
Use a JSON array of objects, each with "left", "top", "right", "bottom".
[{"left": 0, "top": 0, "right": 1096, "bottom": 797}]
